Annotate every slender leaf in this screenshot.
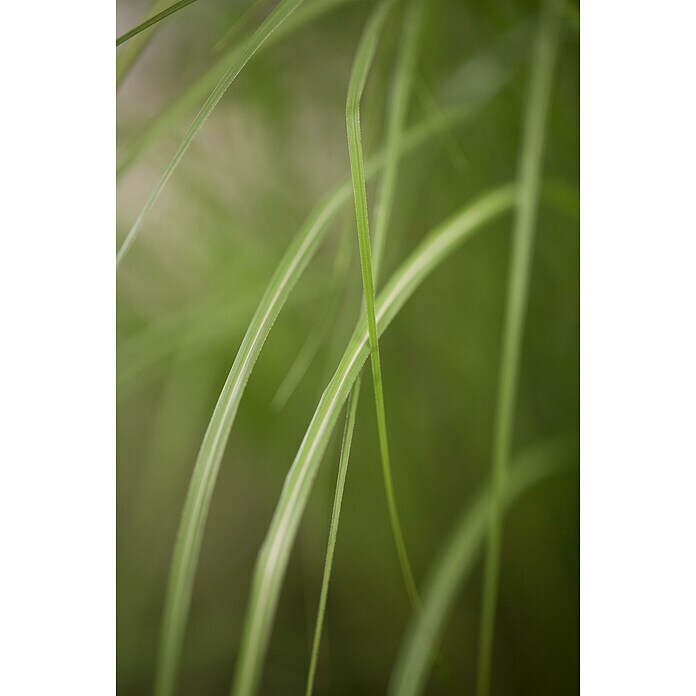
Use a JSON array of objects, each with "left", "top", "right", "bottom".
[
  {"left": 347, "top": 0, "right": 424, "bottom": 611},
  {"left": 389, "top": 436, "right": 577, "bottom": 696},
  {"left": 305, "top": 1, "right": 426, "bottom": 687},
  {"left": 116, "top": 0, "right": 199, "bottom": 46},
  {"left": 305, "top": 380, "right": 362, "bottom": 696},
  {"left": 475, "top": 3, "right": 562, "bottom": 695},
  {"left": 231, "top": 185, "right": 516, "bottom": 696}
]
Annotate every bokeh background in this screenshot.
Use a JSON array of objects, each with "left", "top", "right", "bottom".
[{"left": 117, "top": 0, "right": 579, "bottom": 693}]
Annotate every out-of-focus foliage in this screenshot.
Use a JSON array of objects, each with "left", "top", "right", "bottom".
[{"left": 117, "top": 0, "right": 578, "bottom": 693}]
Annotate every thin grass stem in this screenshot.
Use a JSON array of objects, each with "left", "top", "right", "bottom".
[
  {"left": 304, "top": 1, "right": 426, "bottom": 688},
  {"left": 117, "top": 0, "right": 356, "bottom": 178},
  {"left": 116, "top": 0, "right": 199, "bottom": 46},
  {"left": 346, "top": 0, "right": 423, "bottom": 611},
  {"left": 305, "top": 379, "right": 362, "bottom": 696},
  {"left": 475, "top": 3, "right": 562, "bottom": 695}
]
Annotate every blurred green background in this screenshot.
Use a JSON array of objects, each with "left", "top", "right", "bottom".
[{"left": 117, "top": 0, "right": 578, "bottom": 693}]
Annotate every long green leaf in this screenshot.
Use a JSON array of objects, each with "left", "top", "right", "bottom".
[
  {"left": 389, "top": 436, "right": 577, "bottom": 696},
  {"left": 116, "top": 0, "right": 307, "bottom": 267},
  {"left": 305, "top": 379, "right": 362, "bottom": 696},
  {"left": 346, "top": 0, "right": 423, "bottom": 612},
  {"left": 475, "top": 3, "right": 562, "bottom": 695},
  {"left": 116, "top": 0, "right": 199, "bottom": 46},
  {"left": 153, "top": 105, "right": 492, "bottom": 696},
  {"left": 231, "top": 185, "right": 516, "bottom": 696},
  {"left": 304, "top": 1, "right": 426, "bottom": 687}
]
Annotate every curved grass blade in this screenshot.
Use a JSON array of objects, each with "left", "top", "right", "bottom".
[
  {"left": 231, "top": 185, "right": 516, "bottom": 696},
  {"left": 116, "top": 0, "right": 307, "bottom": 267},
  {"left": 152, "top": 106, "right": 486, "bottom": 696},
  {"left": 304, "top": 2, "right": 426, "bottom": 689},
  {"left": 346, "top": 0, "right": 422, "bottom": 611},
  {"left": 117, "top": 0, "right": 199, "bottom": 46},
  {"left": 475, "top": 3, "right": 562, "bottom": 695},
  {"left": 117, "top": 0, "right": 356, "bottom": 179},
  {"left": 389, "top": 436, "right": 577, "bottom": 696},
  {"left": 305, "top": 379, "right": 361, "bottom": 696}
]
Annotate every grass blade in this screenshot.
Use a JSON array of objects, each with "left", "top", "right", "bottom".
[
  {"left": 152, "top": 105, "right": 491, "bottom": 696},
  {"left": 305, "top": 379, "right": 362, "bottom": 696},
  {"left": 346, "top": 0, "right": 423, "bottom": 611},
  {"left": 475, "top": 3, "right": 562, "bottom": 696},
  {"left": 116, "top": 0, "right": 307, "bottom": 267},
  {"left": 389, "top": 436, "right": 577, "bottom": 696},
  {"left": 231, "top": 185, "right": 516, "bottom": 696},
  {"left": 116, "top": 0, "right": 199, "bottom": 46},
  {"left": 304, "top": 2, "right": 427, "bottom": 689}
]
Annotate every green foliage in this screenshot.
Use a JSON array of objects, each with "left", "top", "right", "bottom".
[
  {"left": 117, "top": 0, "right": 199, "bottom": 46},
  {"left": 476, "top": 3, "right": 563, "bottom": 694},
  {"left": 117, "top": 1, "right": 578, "bottom": 693}
]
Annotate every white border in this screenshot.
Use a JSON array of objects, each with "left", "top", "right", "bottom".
[
  {"left": 0, "top": 0, "right": 694, "bottom": 693},
  {"left": 582, "top": 1, "right": 696, "bottom": 693},
  {"left": 0, "top": 1, "right": 115, "bottom": 694}
]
